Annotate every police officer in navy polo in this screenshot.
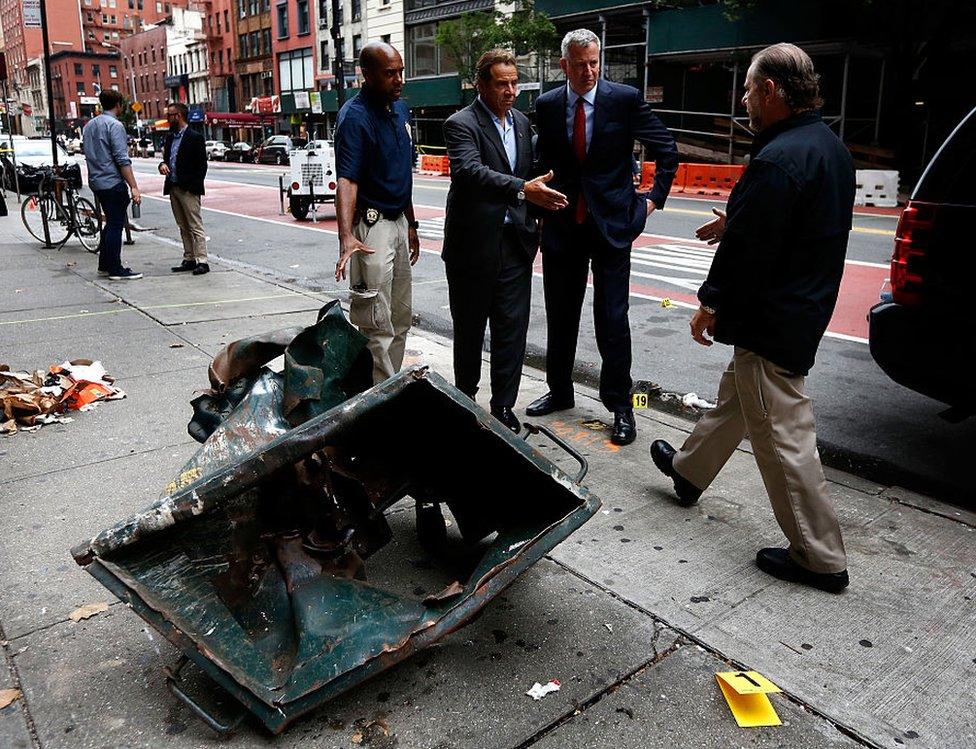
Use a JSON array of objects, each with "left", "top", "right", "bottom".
[{"left": 334, "top": 41, "right": 421, "bottom": 384}]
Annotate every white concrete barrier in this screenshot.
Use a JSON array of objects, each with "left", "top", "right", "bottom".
[{"left": 855, "top": 169, "right": 899, "bottom": 207}]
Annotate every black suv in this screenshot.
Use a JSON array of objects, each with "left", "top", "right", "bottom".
[{"left": 869, "top": 106, "right": 976, "bottom": 416}]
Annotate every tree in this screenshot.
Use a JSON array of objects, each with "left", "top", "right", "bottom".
[{"left": 434, "top": 1, "right": 559, "bottom": 86}]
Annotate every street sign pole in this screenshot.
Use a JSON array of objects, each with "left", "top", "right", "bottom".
[
  {"left": 330, "top": 0, "right": 345, "bottom": 111},
  {"left": 39, "top": 0, "right": 59, "bottom": 166}
]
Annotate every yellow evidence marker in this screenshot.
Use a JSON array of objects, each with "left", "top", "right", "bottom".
[{"left": 715, "top": 670, "right": 782, "bottom": 727}]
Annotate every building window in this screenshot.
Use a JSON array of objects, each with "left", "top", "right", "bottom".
[
  {"left": 353, "top": 34, "right": 361, "bottom": 57},
  {"left": 351, "top": 0, "right": 359, "bottom": 21},
  {"left": 74, "top": 63, "right": 84, "bottom": 75},
  {"left": 215, "top": 13, "right": 220, "bottom": 31},
  {"left": 112, "top": 31, "right": 119, "bottom": 38},
  {"left": 238, "top": 0, "right": 245, "bottom": 17},
  {"left": 110, "top": 65, "right": 118, "bottom": 77},
  {"left": 318, "top": 0, "right": 327, "bottom": 25},
  {"left": 92, "top": 64, "right": 101, "bottom": 77},
  {"left": 382, "top": 34, "right": 390, "bottom": 43},
  {"left": 86, "top": 11, "right": 93, "bottom": 20},
  {"left": 77, "top": 82, "right": 86, "bottom": 93},
  {"left": 102, "top": 13, "right": 108, "bottom": 21},
  {"left": 296, "top": 0, "right": 309, "bottom": 34},
  {"left": 250, "top": 30, "right": 260, "bottom": 56},
  {"left": 239, "top": 33, "right": 248, "bottom": 57},
  {"left": 262, "top": 28, "right": 271, "bottom": 54},
  {"left": 278, "top": 47, "right": 312, "bottom": 92},
  {"left": 249, "top": 0, "right": 258, "bottom": 15},
  {"left": 319, "top": 40, "right": 329, "bottom": 70},
  {"left": 407, "top": 22, "right": 456, "bottom": 77},
  {"left": 110, "top": 14, "right": 116, "bottom": 23},
  {"left": 335, "top": 0, "right": 342, "bottom": 24},
  {"left": 223, "top": 9, "right": 229, "bottom": 27},
  {"left": 111, "top": 84, "right": 119, "bottom": 90},
  {"left": 155, "top": 1, "right": 161, "bottom": 11},
  {"left": 276, "top": 2, "right": 288, "bottom": 38}
]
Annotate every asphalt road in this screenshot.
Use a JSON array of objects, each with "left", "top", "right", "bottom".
[{"left": 124, "top": 157, "right": 975, "bottom": 503}]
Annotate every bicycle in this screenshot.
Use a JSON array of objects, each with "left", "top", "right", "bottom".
[{"left": 21, "top": 165, "right": 102, "bottom": 253}]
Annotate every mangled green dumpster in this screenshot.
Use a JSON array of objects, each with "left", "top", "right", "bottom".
[{"left": 71, "top": 301, "right": 601, "bottom": 734}]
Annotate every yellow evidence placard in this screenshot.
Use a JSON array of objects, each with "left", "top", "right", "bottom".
[{"left": 715, "top": 671, "right": 782, "bottom": 728}]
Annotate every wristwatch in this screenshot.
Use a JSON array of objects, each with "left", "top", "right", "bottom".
[
  {"left": 700, "top": 304, "right": 717, "bottom": 315},
  {"left": 408, "top": 219, "right": 420, "bottom": 230},
  {"left": 516, "top": 189, "right": 526, "bottom": 203}
]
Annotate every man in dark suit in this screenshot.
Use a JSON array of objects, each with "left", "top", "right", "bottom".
[
  {"left": 159, "top": 102, "right": 209, "bottom": 275},
  {"left": 529, "top": 28, "right": 679, "bottom": 445},
  {"left": 443, "top": 49, "right": 568, "bottom": 432}
]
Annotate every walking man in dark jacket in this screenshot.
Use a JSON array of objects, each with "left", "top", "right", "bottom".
[
  {"left": 650, "top": 43, "right": 855, "bottom": 593},
  {"left": 160, "top": 102, "right": 209, "bottom": 275}
]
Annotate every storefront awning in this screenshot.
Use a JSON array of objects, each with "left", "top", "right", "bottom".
[
  {"left": 205, "top": 112, "right": 276, "bottom": 128},
  {"left": 153, "top": 119, "right": 170, "bottom": 130}
]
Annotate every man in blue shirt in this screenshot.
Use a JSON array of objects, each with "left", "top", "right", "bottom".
[
  {"left": 442, "top": 49, "right": 568, "bottom": 431},
  {"left": 334, "top": 42, "right": 420, "bottom": 384},
  {"left": 82, "top": 90, "right": 143, "bottom": 280}
]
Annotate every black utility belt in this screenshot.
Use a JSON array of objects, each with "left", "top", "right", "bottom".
[{"left": 355, "top": 207, "right": 403, "bottom": 226}]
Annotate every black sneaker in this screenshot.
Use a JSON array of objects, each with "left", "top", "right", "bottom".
[
  {"left": 650, "top": 439, "right": 703, "bottom": 506},
  {"left": 192, "top": 262, "right": 210, "bottom": 275},
  {"left": 171, "top": 260, "right": 197, "bottom": 273},
  {"left": 756, "top": 548, "right": 849, "bottom": 593},
  {"left": 97, "top": 270, "right": 109, "bottom": 277},
  {"left": 108, "top": 268, "right": 143, "bottom": 280}
]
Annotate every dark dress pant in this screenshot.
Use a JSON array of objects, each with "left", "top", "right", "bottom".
[
  {"left": 447, "top": 226, "right": 532, "bottom": 408},
  {"left": 94, "top": 182, "right": 130, "bottom": 274},
  {"left": 542, "top": 216, "right": 633, "bottom": 412}
]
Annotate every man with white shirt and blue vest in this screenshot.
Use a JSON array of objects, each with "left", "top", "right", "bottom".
[
  {"left": 442, "top": 49, "right": 569, "bottom": 432},
  {"left": 530, "top": 29, "right": 678, "bottom": 445}
]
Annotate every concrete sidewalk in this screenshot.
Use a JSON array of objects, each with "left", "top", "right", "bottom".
[{"left": 0, "top": 218, "right": 973, "bottom": 749}]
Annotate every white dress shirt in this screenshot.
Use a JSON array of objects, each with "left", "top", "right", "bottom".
[{"left": 565, "top": 81, "right": 598, "bottom": 151}]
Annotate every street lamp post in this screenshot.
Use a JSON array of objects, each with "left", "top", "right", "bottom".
[
  {"left": 330, "top": 0, "right": 345, "bottom": 109},
  {"left": 39, "top": 0, "right": 59, "bottom": 165}
]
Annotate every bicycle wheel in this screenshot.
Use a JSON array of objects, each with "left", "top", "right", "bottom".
[
  {"left": 72, "top": 196, "right": 102, "bottom": 253},
  {"left": 21, "top": 193, "right": 70, "bottom": 247}
]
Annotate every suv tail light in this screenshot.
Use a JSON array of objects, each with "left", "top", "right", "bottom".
[{"left": 890, "top": 200, "right": 937, "bottom": 307}]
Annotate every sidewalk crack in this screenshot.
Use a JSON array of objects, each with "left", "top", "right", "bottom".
[{"left": 1, "top": 622, "right": 42, "bottom": 748}]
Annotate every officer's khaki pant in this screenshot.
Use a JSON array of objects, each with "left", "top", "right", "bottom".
[
  {"left": 672, "top": 348, "right": 847, "bottom": 574},
  {"left": 348, "top": 215, "right": 411, "bottom": 384},
  {"left": 169, "top": 185, "right": 207, "bottom": 262}
]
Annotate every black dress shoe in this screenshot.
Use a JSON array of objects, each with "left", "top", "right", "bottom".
[
  {"left": 490, "top": 406, "right": 521, "bottom": 433},
  {"left": 610, "top": 409, "right": 637, "bottom": 446},
  {"left": 525, "top": 392, "right": 574, "bottom": 417},
  {"left": 756, "top": 548, "right": 849, "bottom": 593},
  {"left": 650, "top": 439, "right": 703, "bottom": 506},
  {"left": 171, "top": 260, "right": 197, "bottom": 273},
  {"left": 192, "top": 262, "right": 211, "bottom": 275}
]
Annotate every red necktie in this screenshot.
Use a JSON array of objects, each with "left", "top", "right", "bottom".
[{"left": 573, "top": 97, "right": 587, "bottom": 224}]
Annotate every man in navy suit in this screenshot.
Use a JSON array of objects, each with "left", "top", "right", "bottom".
[{"left": 528, "top": 28, "right": 678, "bottom": 445}]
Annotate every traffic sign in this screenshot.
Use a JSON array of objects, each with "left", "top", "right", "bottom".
[
  {"left": 131, "top": 101, "right": 142, "bottom": 113},
  {"left": 22, "top": 0, "right": 41, "bottom": 28}
]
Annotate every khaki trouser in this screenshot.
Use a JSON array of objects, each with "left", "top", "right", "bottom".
[
  {"left": 169, "top": 185, "right": 207, "bottom": 262},
  {"left": 672, "top": 348, "right": 847, "bottom": 574},
  {"left": 348, "top": 214, "right": 411, "bottom": 385}
]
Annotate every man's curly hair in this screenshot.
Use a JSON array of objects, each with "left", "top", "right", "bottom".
[{"left": 750, "top": 43, "right": 823, "bottom": 111}]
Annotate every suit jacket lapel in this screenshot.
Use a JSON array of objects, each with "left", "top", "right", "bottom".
[
  {"left": 514, "top": 113, "right": 531, "bottom": 177},
  {"left": 473, "top": 102, "right": 512, "bottom": 175}
]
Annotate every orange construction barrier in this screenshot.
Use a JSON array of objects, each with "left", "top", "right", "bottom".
[
  {"left": 639, "top": 161, "right": 655, "bottom": 191},
  {"left": 417, "top": 154, "right": 451, "bottom": 176},
  {"left": 679, "top": 164, "right": 745, "bottom": 197}
]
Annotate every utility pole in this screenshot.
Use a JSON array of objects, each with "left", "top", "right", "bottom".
[
  {"left": 330, "top": 0, "right": 345, "bottom": 109},
  {"left": 39, "top": 0, "right": 59, "bottom": 166}
]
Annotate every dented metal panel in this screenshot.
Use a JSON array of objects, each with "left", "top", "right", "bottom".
[{"left": 72, "top": 305, "right": 600, "bottom": 735}]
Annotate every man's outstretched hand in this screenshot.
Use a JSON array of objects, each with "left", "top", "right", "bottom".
[
  {"left": 524, "top": 170, "right": 569, "bottom": 211},
  {"left": 695, "top": 208, "right": 726, "bottom": 245},
  {"left": 335, "top": 236, "right": 375, "bottom": 282}
]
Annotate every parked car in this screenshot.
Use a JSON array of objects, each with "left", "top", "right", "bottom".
[
  {"left": 255, "top": 135, "right": 306, "bottom": 165},
  {"left": 225, "top": 141, "right": 256, "bottom": 163},
  {"left": 868, "top": 106, "right": 976, "bottom": 417},
  {"left": 1, "top": 137, "right": 82, "bottom": 193},
  {"left": 205, "top": 140, "right": 229, "bottom": 160}
]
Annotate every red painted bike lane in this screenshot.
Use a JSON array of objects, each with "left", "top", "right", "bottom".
[{"left": 141, "top": 174, "right": 884, "bottom": 342}]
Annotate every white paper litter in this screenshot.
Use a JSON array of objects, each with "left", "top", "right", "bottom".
[
  {"left": 681, "top": 392, "right": 716, "bottom": 410},
  {"left": 58, "top": 360, "right": 108, "bottom": 383},
  {"left": 526, "top": 680, "right": 561, "bottom": 700}
]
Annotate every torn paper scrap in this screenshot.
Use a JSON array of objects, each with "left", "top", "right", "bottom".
[
  {"left": 69, "top": 602, "right": 110, "bottom": 623},
  {"left": 526, "top": 680, "right": 561, "bottom": 700}
]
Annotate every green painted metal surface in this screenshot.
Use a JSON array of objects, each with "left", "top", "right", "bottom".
[
  {"left": 71, "top": 305, "right": 600, "bottom": 735},
  {"left": 403, "top": 75, "right": 463, "bottom": 108}
]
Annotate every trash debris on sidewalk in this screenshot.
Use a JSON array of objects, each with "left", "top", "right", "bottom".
[
  {"left": 350, "top": 717, "right": 395, "bottom": 747},
  {"left": 1, "top": 360, "right": 125, "bottom": 435},
  {"left": 716, "top": 670, "right": 782, "bottom": 728},
  {"left": 526, "top": 680, "right": 561, "bottom": 700},
  {"left": 71, "top": 301, "right": 601, "bottom": 735},
  {"left": 68, "top": 601, "right": 110, "bottom": 623},
  {"left": 681, "top": 392, "right": 716, "bottom": 410},
  {"left": 0, "top": 689, "right": 22, "bottom": 709},
  {"left": 661, "top": 297, "right": 673, "bottom": 308}
]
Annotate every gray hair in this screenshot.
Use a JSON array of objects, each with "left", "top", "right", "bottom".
[
  {"left": 561, "top": 28, "right": 599, "bottom": 58},
  {"left": 749, "top": 43, "right": 823, "bottom": 111}
]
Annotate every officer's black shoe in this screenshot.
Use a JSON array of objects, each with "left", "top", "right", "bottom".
[
  {"left": 650, "top": 439, "right": 703, "bottom": 506},
  {"left": 490, "top": 406, "right": 520, "bottom": 433},
  {"left": 525, "top": 392, "right": 574, "bottom": 417},
  {"left": 171, "top": 260, "right": 197, "bottom": 273},
  {"left": 610, "top": 409, "right": 637, "bottom": 446},
  {"left": 192, "top": 262, "right": 211, "bottom": 275},
  {"left": 756, "top": 547, "right": 849, "bottom": 594}
]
